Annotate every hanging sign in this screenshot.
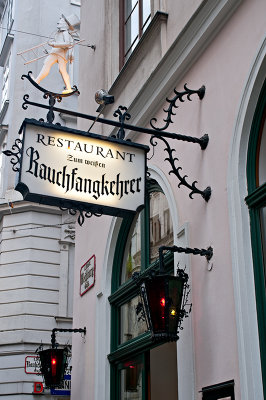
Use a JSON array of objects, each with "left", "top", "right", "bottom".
[
  {"left": 16, "top": 119, "right": 148, "bottom": 218},
  {"left": 80, "top": 254, "right": 96, "bottom": 296},
  {"left": 25, "top": 355, "right": 40, "bottom": 374},
  {"left": 50, "top": 374, "right": 71, "bottom": 396}
]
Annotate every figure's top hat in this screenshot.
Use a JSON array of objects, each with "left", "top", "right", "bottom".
[{"left": 62, "top": 14, "right": 80, "bottom": 31}]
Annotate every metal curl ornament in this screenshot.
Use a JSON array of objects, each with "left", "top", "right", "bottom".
[
  {"left": 59, "top": 203, "right": 102, "bottom": 226},
  {"left": 150, "top": 83, "right": 205, "bottom": 131},
  {"left": 43, "top": 91, "right": 62, "bottom": 103},
  {"left": 22, "top": 94, "right": 30, "bottom": 110},
  {"left": 21, "top": 71, "right": 80, "bottom": 99},
  {"left": 21, "top": 71, "right": 80, "bottom": 123},
  {"left": 3, "top": 138, "right": 22, "bottom": 172},
  {"left": 149, "top": 135, "right": 211, "bottom": 201},
  {"left": 113, "top": 106, "right": 131, "bottom": 140}
]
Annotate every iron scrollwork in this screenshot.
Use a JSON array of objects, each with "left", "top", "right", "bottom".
[
  {"left": 113, "top": 106, "right": 131, "bottom": 140},
  {"left": 150, "top": 135, "right": 211, "bottom": 201},
  {"left": 2, "top": 75, "right": 212, "bottom": 225},
  {"left": 3, "top": 138, "right": 22, "bottom": 172},
  {"left": 150, "top": 83, "right": 205, "bottom": 131},
  {"left": 21, "top": 71, "right": 79, "bottom": 123},
  {"left": 59, "top": 202, "right": 102, "bottom": 227},
  {"left": 176, "top": 266, "right": 192, "bottom": 334}
]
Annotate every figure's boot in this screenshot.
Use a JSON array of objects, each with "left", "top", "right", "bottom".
[{"left": 61, "top": 72, "right": 73, "bottom": 94}]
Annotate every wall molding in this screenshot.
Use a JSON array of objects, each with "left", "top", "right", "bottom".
[{"left": 227, "top": 37, "right": 266, "bottom": 400}]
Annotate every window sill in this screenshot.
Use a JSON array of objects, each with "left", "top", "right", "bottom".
[{"left": 108, "top": 331, "right": 152, "bottom": 363}]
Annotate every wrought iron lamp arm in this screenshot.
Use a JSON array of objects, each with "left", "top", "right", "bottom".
[
  {"left": 159, "top": 245, "right": 213, "bottom": 273},
  {"left": 51, "top": 327, "right": 86, "bottom": 348}
]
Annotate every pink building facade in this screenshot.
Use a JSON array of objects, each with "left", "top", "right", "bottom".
[{"left": 71, "top": 0, "right": 266, "bottom": 399}]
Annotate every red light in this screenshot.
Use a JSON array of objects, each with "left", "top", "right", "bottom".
[
  {"left": 52, "top": 358, "right": 56, "bottom": 365},
  {"left": 160, "top": 297, "right": 166, "bottom": 307}
]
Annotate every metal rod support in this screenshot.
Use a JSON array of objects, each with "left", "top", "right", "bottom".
[
  {"left": 22, "top": 96, "right": 208, "bottom": 148},
  {"left": 51, "top": 327, "right": 86, "bottom": 348},
  {"left": 159, "top": 245, "right": 213, "bottom": 273}
]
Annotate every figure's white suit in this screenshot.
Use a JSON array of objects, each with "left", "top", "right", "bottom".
[{"left": 35, "top": 16, "right": 77, "bottom": 94}]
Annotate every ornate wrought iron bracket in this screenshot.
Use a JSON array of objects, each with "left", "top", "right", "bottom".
[
  {"left": 150, "top": 83, "right": 205, "bottom": 131},
  {"left": 21, "top": 71, "right": 79, "bottom": 123},
  {"left": 59, "top": 202, "right": 102, "bottom": 227},
  {"left": 2, "top": 138, "right": 22, "bottom": 171},
  {"left": 3, "top": 77, "right": 212, "bottom": 226},
  {"left": 51, "top": 327, "right": 86, "bottom": 349},
  {"left": 113, "top": 106, "right": 131, "bottom": 140},
  {"left": 159, "top": 245, "right": 213, "bottom": 272},
  {"left": 19, "top": 74, "right": 209, "bottom": 148},
  {"left": 18, "top": 77, "right": 212, "bottom": 202},
  {"left": 150, "top": 135, "right": 211, "bottom": 201}
]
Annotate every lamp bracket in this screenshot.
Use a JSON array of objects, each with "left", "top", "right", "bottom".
[
  {"left": 159, "top": 245, "right": 213, "bottom": 272},
  {"left": 51, "top": 327, "right": 86, "bottom": 348}
]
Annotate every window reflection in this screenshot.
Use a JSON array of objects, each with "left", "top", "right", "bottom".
[
  {"left": 119, "top": 356, "right": 143, "bottom": 399},
  {"left": 120, "top": 295, "right": 147, "bottom": 344},
  {"left": 150, "top": 192, "right": 173, "bottom": 264},
  {"left": 121, "top": 213, "right": 142, "bottom": 284},
  {"left": 121, "top": 191, "right": 174, "bottom": 283}
]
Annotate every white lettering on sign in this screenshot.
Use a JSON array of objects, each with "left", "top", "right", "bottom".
[
  {"left": 80, "top": 255, "right": 96, "bottom": 296},
  {"left": 50, "top": 374, "right": 71, "bottom": 396}
]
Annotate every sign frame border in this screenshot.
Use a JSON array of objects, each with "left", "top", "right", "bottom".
[
  {"left": 15, "top": 118, "right": 149, "bottom": 219},
  {"left": 80, "top": 254, "right": 96, "bottom": 296}
]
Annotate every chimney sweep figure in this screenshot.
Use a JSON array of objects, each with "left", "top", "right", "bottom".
[{"left": 35, "top": 14, "right": 80, "bottom": 94}]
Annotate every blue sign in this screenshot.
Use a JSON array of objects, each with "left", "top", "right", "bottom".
[{"left": 50, "top": 375, "right": 71, "bottom": 396}]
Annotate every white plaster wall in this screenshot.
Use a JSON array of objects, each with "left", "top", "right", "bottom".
[{"left": 0, "top": 0, "right": 80, "bottom": 398}]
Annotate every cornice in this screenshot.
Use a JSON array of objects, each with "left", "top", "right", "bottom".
[{"left": 0, "top": 200, "right": 63, "bottom": 216}]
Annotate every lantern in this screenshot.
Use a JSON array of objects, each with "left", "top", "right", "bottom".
[
  {"left": 137, "top": 268, "right": 190, "bottom": 342},
  {"left": 38, "top": 347, "right": 68, "bottom": 388}
]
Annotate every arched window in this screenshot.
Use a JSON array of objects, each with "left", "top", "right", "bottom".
[
  {"left": 246, "top": 79, "right": 266, "bottom": 397},
  {"left": 108, "top": 179, "right": 179, "bottom": 400}
]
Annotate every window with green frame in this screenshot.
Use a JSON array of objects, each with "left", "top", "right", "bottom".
[
  {"left": 108, "top": 180, "right": 179, "bottom": 400},
  {"left": 245, "top": 79, "right": 266, "bottom": 399}
]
